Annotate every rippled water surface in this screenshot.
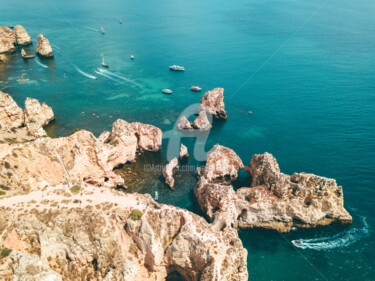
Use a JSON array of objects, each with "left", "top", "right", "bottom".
[{"left": 1, "top": 0, "right": 375, "bottom": 279}]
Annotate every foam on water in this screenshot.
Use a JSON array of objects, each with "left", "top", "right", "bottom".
[
  {"left": 94, "top": 70, "right": 122, "bottom": 83},
  {"left": 97, "top": 68, "right": 141, "bottom": 87},
  {"left": 35, "top": 60, "right": 48, "bottom": 68},
  {"left": 73, "top": 65, "right": 97, "bottom": 80},
  {"left": 293, "top": 216, "right": 370, "bottom": 251},
  {"left": 82, "top": 26, "right": 99, "bottom": 32}
]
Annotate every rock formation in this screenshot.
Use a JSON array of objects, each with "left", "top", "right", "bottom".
[
  {"left": 198, "top": 87, "right": 227, "bottom": 119},
  {"left": 0, "top": 26, "right": 16, "bottom": 53},
  {"left": 13, "top": 25, "right": 32, "bottom": 45},
  {"left": 0, "top": 91, "right": 24, "bottom": 129},
  {"left": 177, "top": 116, "right": 193, "bottom": 130},
  {"left": 195, "top": 147, "right": 352, "bottom": 232},
  {"left": 131, "top": 122, "right": 162, "bottom": 151},
  {"left": 179, "top": 144, "right": 189, "bottom": 158},
  {"left": 36, "top": 34, "right": 53, "bottom": 57},
  {"left": 0, "top": 191, "right": 248, "bottom": 281},
  {"left": 192, "top": 111, "right": 212, "bottom": 131},
  {"left": 202, "top": 145, "right": 244, "bottom": 182},
  {"left": 24, "top": 97, "right": 54, "bottom": 127},
  {"left": 163, "top": 157, "right": 178, "bottom": 190}
]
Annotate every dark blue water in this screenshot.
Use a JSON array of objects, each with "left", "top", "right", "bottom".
[{"left": 1, "top": 0, "right": 375, "bottom": 279}]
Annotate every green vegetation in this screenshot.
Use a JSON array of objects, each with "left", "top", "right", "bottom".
[
  {"left": 4, "top": 161, "right": 10, "bottom": 169},
  {"left": 0, "top": 248, "right": 11, "bottom": 257},
  {"left": 4, "top": 138, "right": 18, "bottom": 145},
  {"left": 0, "top": 191, "right": 6, "bottom": 196},
  {"left": 71, "top": 128, "right": 82, "bottom": 135},
  {"left": 0, "top": 185, "right": 9, "bottom": 190},
  {"left": 109, "top": 139, "right": 119, "bottom": 146},
  {"left": 130, "top": 209, "right": 143, "bottom": 221},
  {"left": 70, "top": 185, "right": 81, "bottom": 193},
  {"left": 12, "top": 152, "right": 18, "bottom": 158}
]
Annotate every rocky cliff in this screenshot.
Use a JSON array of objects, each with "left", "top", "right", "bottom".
[
  {"left": 195, "top": 146, "right": 352, "bottom": 232},
  {"left": 0, "top": 25, "right": 31, "bottom": 53},
  {"left": 36, "top": 34, "right": 53, "bottom": 57}
]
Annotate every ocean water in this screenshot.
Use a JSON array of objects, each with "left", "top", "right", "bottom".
[{"left": 1, "top": 0, "right": 375, "bottom": 280}]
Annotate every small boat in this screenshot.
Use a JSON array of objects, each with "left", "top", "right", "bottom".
[
  {"left": 162, "top": 89, "right": 173, "bottom": 94},
  {"left": 130, "top": 55, "right": 134, "bottom": 60},
  {"left": 190, "top": 86, "right": 201, "bottom": 92},
  {"left": 100, "top": 26, "right": 105, "bottom": 34},
  {"left": 169, "top": 65, "right": 185, "bottom": 71},
  {"left": 101, "top": 54, "right": 109, "bottom": 68},
  {"left": 292, "top": 240, "right": 304, "bottom": 246},
  {"left": 154, "top": 191, "right": 158, "bottom": 201},
  {"left": 119, "top": 19, "right": 123, "bottom": 24},
  {"left": 21, "top": 48, "right": 35, "bottom": 59}
]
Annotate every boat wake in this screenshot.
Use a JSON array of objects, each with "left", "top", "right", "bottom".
[
  {"left": 36, "top": 60, "right": 48, "bottom": 68},
  {"left": 97, "top": 68, "right": 141, "bottom": 87},
  {"left": 94, "top": 70, "right": 121, "bottom": 83},
  {"left": 293, "top": 216, "right": 369, "bottom": 251},
  {"left": 51, "top": 43, "right": 61, "bottom": 50},
  {"left": 83, "top": 26, "right": 99, "bottom": 32},
  {"left": 73, "top": 65, "right": 97, "bottom": 80}
]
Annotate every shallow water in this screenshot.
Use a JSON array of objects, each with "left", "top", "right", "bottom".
[{"left": 1, "top": 0, "right": 375, "bottom": 279}]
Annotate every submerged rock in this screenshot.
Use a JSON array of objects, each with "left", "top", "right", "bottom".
[
  {"left": 163, "top": 157, "right": 178, "bottom": 190},
  {"left": 36, "top": 34, "right": 53, "bottom": 57},
  {"left": 179, "top": 143, "right": 189, "bottom": 158},
  {"left": 0, "top": 26, "right": 16, "bottom": 53},
  {"left": 195, "top": 148, "right": 352, "bottom": 232},
  {"left": 13, "top": 25, "right": 32, "bottom": 45},
  {"left": 198, "top": 87, "right": 227, "bottom": 119}
]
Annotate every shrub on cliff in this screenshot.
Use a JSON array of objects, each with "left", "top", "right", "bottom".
[
  {"left": 70, "top": 185, "right": 81, "bottom": 193},
  {"left": 130, "top": 209, "right": 143, "bottom": 220},
  {"left": 0, "top": 248, "right": 11, "bottom": 257}
]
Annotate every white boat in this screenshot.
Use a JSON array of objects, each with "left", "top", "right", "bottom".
[
  {"left": 190, "top": 86, "right": 201, "bottom": 92},
  {"left": 292, "top": 240, "right": 304, "bottom": 246},
  {"left": 130, "top": 55, "right": 134, "bottom": 60},
  {"left": 154, "top": 191, "right": 158, "bottom": 201},
  {"left": 101, "top": 54, "right": 109, "bottom": 68},
  {"left": 100, "top": 26, "right": 105, "bottom": 34},
  {"left": 162, "top": 89, "right": 173, "bottom": 94},
  {"left": 169, "top": 65, "right": 185, "bottom": 71},
  {"left": 119, "top": 19, "right": 123, "bottom": 24}
]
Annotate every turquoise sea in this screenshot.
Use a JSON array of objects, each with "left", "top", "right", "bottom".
[{"left": 1, "top": 0, "right": 375, "bottom": 280}]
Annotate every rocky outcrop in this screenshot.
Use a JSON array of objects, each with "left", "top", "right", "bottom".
[
  {"left": 0, "top": 192, "right": 248, "bottom": 281},
  {"left": 0, "top": 91, "right": 24, "bottom": 129},
  {"left": 0, "top": 26, "right": 16, "bottom": 53},
  {"left": 163, "top": 157, "right": 178, "bottom": 190},
  {"left": 195, "top": 148, "right": 352, "bottom": 232},
  {"left": 36, "top": 34, "right": 53, "bottom": 57},
  {"left": 201, "top": 145, "right": 244, "bottom": 182},
  {"left": 13, "top": 25, "right": 32, "bottom": 45},
  {"left": 198, "top": 87, "right": 227, "bottom": 119},
  {"left": 192, "top": 111, "right": 212, "bottom": 131},
  {"left": 177, "top": 116, "right": 193, "bottom": 130},
  {"left": 179, "top": 144, "right": 189, "bottom": 158},
  {"left": 24, "top": 97, "right": 54, "bottom": 127},
  {"left": 131, "top": 122, "right": 162, "bottom": 151}
]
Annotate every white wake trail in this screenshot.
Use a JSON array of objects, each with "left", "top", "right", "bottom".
[
  {"left": 294, "top": 216, "right": 369, "bottom": 251},
  {"left": 74, "top": 65, "right": 97, "bottom": 80},
  {"left": 94, "top": 70, "right": 122, "bottom": 83},
  {"left": 97, "top": 68, "right": 141, "bottom": 87},
  {"left": 36, "top": 60, "right": 48, "bottom": 68}
]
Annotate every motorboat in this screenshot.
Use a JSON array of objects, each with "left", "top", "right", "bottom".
[
  {"left": 100, "top": 26, "right": 105, "bottom": 34},
  {"left": 101, "top": 54, "right": 109, "bottom": 68},
  {"left": 292, "top": 240, "right": 304, "bottom": 246},
  {"left": 119, "top": 19, "right": 123, "bottom": 24},
  {"left": 162, "top": 89, "right": 173, "bottom": 94},
  {"left": 154, "top": 191, "right": 158, "bottom": 201},
  {"left": 130, "top": 55, "right": 134, "bottom": 60},
  {"left": 190, "top": 86, "right": 201, "bottom": 92},
  {"left": 169, "top": 65, "right": 185, "bottom": 71}
]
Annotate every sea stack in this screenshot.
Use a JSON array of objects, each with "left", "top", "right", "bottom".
[
  {"left": 13, "top": 25, "right": 32, "bottom": 45},
  {"left": 36, "top": 34, "right": 53, "bottom": 57},
  {"left": 199, "top": 87, "right": 228, "bottom": 119},
  {"left": 0, "top": 26, "right": 16, "bottom": 53},
  {"left": 163, "top": 157, "right": 178, "bottom": 190}
]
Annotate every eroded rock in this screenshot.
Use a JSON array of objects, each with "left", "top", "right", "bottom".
[
  {"left": 179, "top": 144, "right": 189, "bottom": 158},
  {"left": 36, "top": 34, "right": 53, "bottom": 57},
  {"left": 177, "top": 116, "right": 193, "bottom": 130},
  {"left": 0, "top": 90, "right": 24, "bottom": 129},
  {"left": 192, "top": 111, "right": 212, "bottom": 131},
  {"left": 198, "top": 87, "right": 227, "bottom": 119},
  {"left": 14, "top": 25, "right": 32, "bottom": 45},
  {"left": 0, "top": 26, "right": 16, "bottom": 53},
  {"left": 163, "top": 157, "right": 178, "bottom": 190}
]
